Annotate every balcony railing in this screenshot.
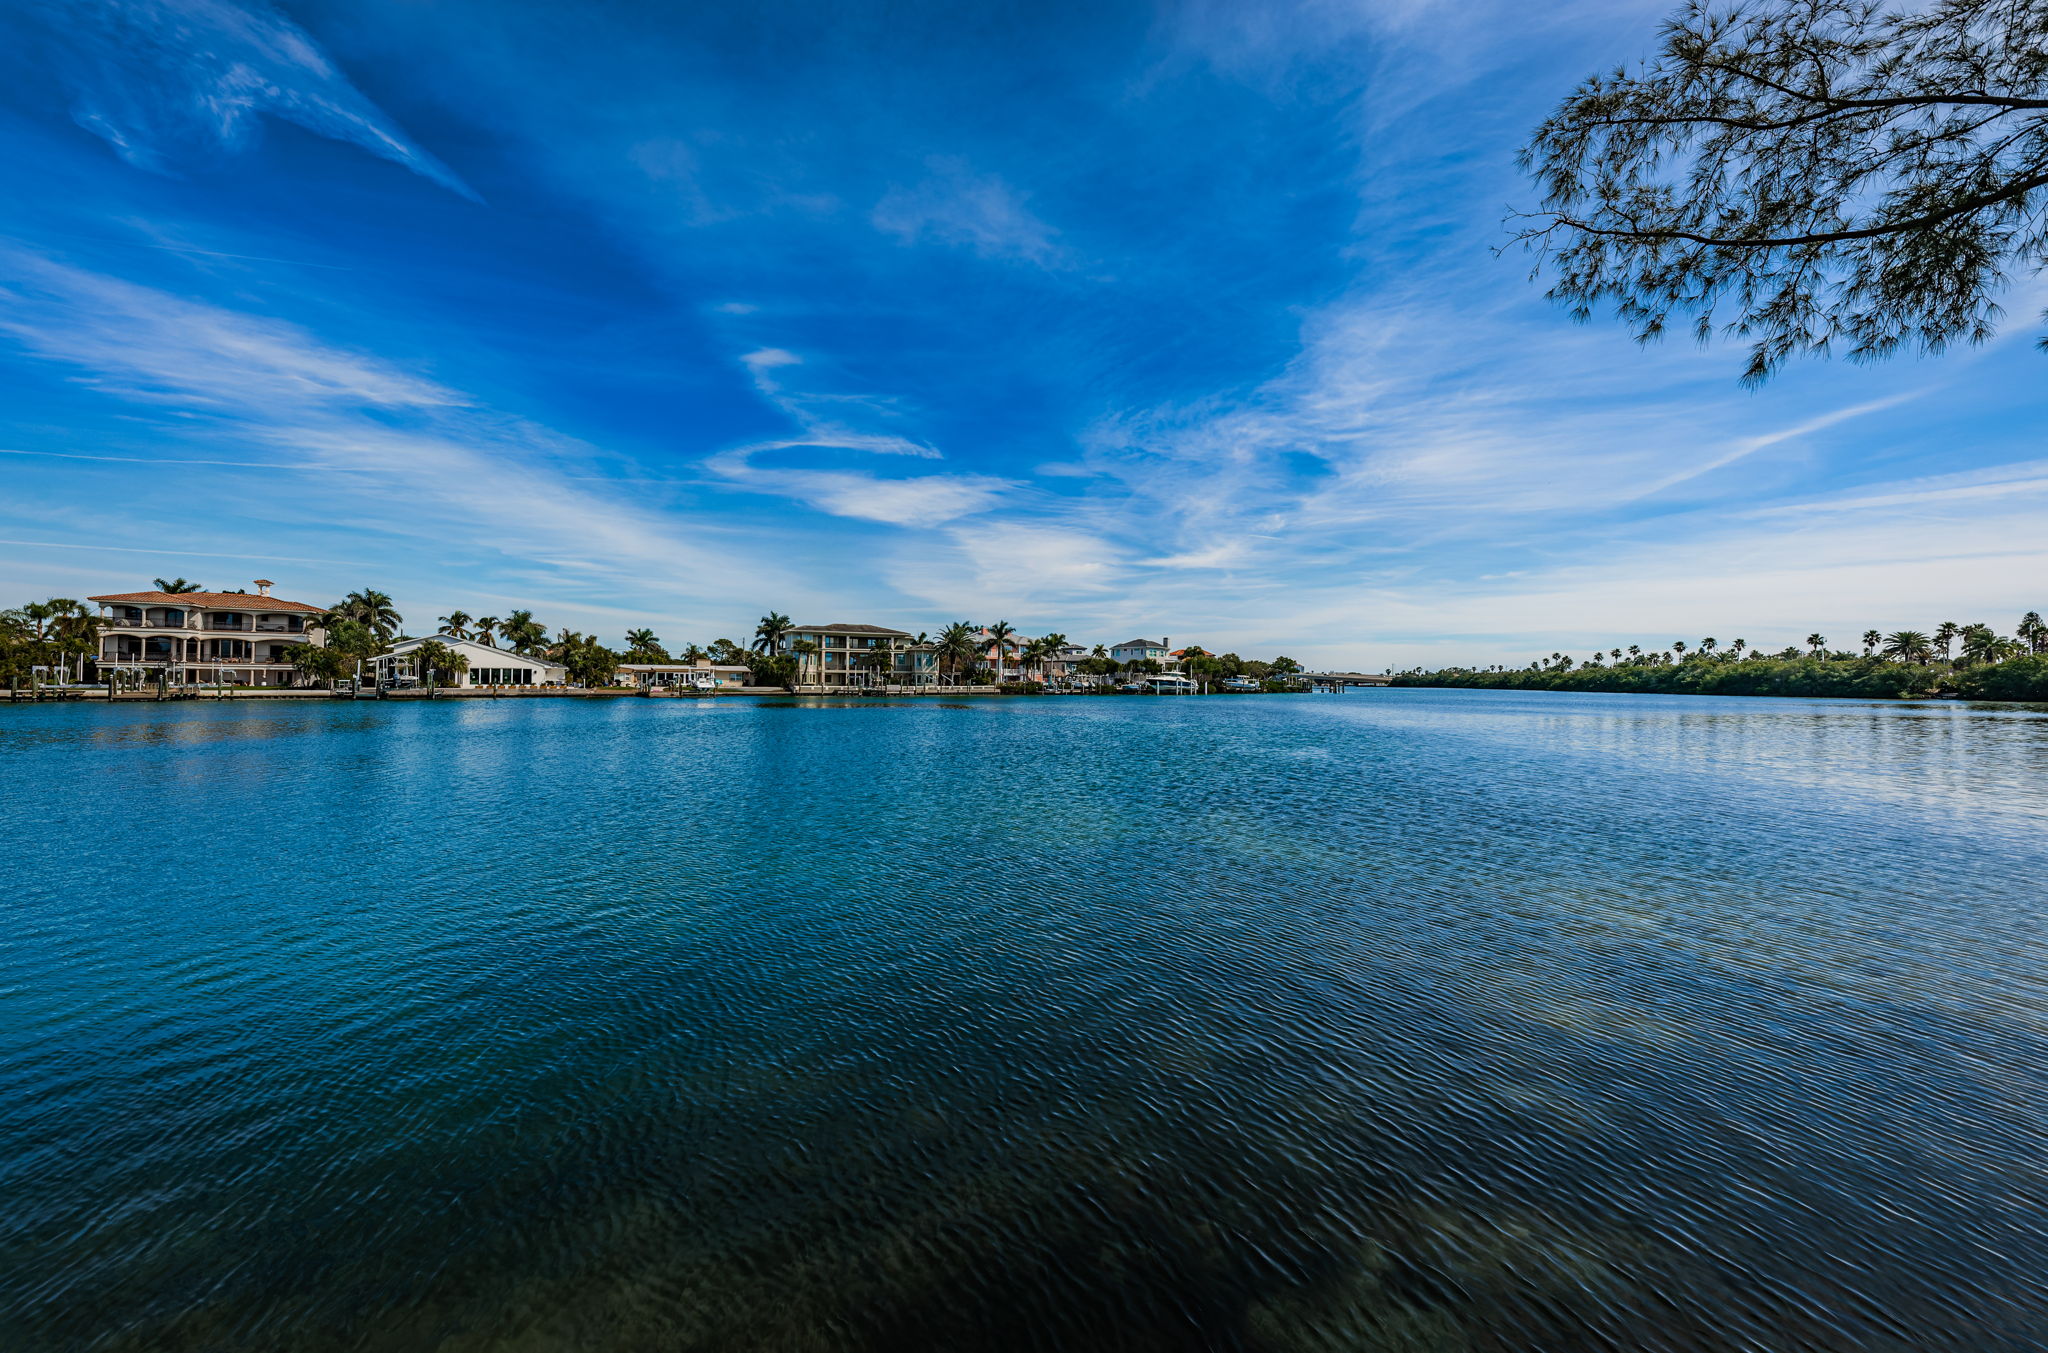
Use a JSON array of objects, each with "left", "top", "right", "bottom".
[{"left": 104, "top": 616, "right": 306, "bottom": 631}]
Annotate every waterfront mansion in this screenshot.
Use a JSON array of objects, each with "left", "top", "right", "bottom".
[
  {"left": 91, "top": 581, "right": 324, "bottom": 688},
  {"left": 783, "top": 623, "right": 937, "bottom": 689}
]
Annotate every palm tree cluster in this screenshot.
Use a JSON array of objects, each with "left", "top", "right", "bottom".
[
  {"left": 0, "top": 598, "right": 100, "bottom": 688},
  {"left": 1406, "top": 609, "right": 2048, "bottom": 701},
  {"left": 1507, "top": 612, "right": 2046, "bottom": 676},
  {"left": 317, "top": 589, "right": 403, "bottom": 644},
  {"left": 544, "top": 628, "right": 620, "bottom": 687}
]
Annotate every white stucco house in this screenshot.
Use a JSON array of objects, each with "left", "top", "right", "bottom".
[{"left": 372, "top": 634, "right": 568, "bottom": 687}]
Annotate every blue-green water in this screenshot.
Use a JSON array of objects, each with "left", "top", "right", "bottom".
[{"left": 5, "top": 690, "right": 2048, "bottom": 1351}]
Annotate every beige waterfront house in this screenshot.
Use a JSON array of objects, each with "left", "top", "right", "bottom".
[
  {"left": 783, "top": 623, "right": 937, "bottom": 688},
  {"left": 90, "top": 581, "right": 325, "bottom": 688}
]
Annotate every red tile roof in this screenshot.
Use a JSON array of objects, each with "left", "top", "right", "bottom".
[{"left": 89, "top": 591, "right": 324, "bottom": 613}]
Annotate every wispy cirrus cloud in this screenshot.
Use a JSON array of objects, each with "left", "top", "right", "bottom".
[
  {"left": 0, "top": 245, "right": 782, "bottom": 601},
  {"left": 19, "top": 0, "right": 476, "bottom": 198},
  {"left": 705, "top": 345, "right": 1014, "bottom": 526},
  {"left": 872, "top": 157, "right": 1066, "bottom": 267},
  {"left": 0, "top": 248, "right": 459, "bottom": 409}
]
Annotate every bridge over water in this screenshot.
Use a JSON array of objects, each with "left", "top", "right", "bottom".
[{"left": 1302, "top": 672, "right": 1392, "bottom": 688}]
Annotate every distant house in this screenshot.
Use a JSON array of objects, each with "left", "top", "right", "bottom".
[
  {"left": 1109, "top": 637, "right": 1173, "bottom": 667},
  {"left": 967, "top": 627, "right": 1086, "bottom": 684},
  {"left": 616, "top": 661, "right": 751, "bottom": 690},
  {"left": 783, "top": 623, "right": 935, "bottom": 688},
  {"left": 90, "top": 580, "right": 325, "bottom": 688},
  {"left": 1038, "top": 642, "right": 1091, "bottom": 684},
  {"left": 373, "top": 634, "right": 566, "bottom": 688}
]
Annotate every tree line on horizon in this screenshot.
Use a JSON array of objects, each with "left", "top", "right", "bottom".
[{"left": 1395, "top": 612, "right": 2048, "bottom": 702}]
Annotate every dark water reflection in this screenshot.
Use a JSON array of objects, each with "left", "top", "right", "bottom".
[{"left": 4, "top": 690, "right": 2048, "bottom": 1351}]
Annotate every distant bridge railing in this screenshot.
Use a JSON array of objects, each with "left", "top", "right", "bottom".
[{"left": 1299, "top": 672, "right": 1393, "bottom": 688}]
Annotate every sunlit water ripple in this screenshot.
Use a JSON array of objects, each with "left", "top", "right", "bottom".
[{"left": 4, "top": 689, "right": 2047, "bottom": 1351}]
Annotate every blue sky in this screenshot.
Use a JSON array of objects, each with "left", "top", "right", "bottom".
[{"left": 1, "top": 0, "right": 2043, "bottom": 667}]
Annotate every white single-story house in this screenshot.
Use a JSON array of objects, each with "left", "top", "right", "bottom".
[
  {"left": 616, "top": 661, "right": 752, "bottom": 690},
  {"left": 372, "top": 634, "right": 568, "bottom": 687}
]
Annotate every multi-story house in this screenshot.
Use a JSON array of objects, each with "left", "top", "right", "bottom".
[
  {"left": 783, "top": 623, "right": 937, "bottom": 688},
  {"left": 985, "top": 634, "right": 1093, "bottom": 685},
  {"left": 966, "top": 628, "right": 1090, "bottom": 684},
  {"left": 1040, "top": 642, "right": 1093, "bottom": 685},
  {"left": 90, "top": 580, "right": 325, "bottom": 688},
  {"left": 1108, "top": 637, "right": 1175, "bottom": 668}
]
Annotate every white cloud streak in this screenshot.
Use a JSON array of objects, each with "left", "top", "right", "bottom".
[
  {"left": 872, "top": 157, "right": 1066, "bottom": 267},
  {"left": 25, "top": 0, "right": 477, "bottom": 198},
  {"left": 0, "top": 245, "right": 794, "bottom": 608},
  {"left": 708, "top": 345, "right": 1015, "bottom": 525}
]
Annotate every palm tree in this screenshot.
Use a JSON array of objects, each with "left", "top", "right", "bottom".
[
  {"left": 22, "top": 599, "right": 97, "bottom": 684},
  {"left": 985, "top": 620, "right": 1017, "bottom": 684},
  {"left": 934, "top": 622, "right": 978, "bottom": 683},
  {"left": 438, "top": 610, "right": 473, "bottom": 640},
  {"left": 858, "top": 638, "right": 898, "bottom": 686},
  {"left": 1730, "top": 639, "right": 1746, "bottom": 659},
  {"left": 472, "top": 617, "right": 500, "bottom": 648},
  {"left": 1019, "top": 636, "right": 1052, "bottom": 683},
  {"left": 1881, "top": 631, "right": 1932, "bottom": 665},
  {"left": 336, "top": 589, "right": 403, "bottom": 643},
  {"left": 1699, "top": 637, "right": 1718, "bottom": 656},
  {"left": 1934, "top": 621, "right": 1960, "bottom": 661},
  {"left": 624, "top": 628, "right": 666, "bottom": 660},
  {"left": 680, "top": 643, "right": 709, "bottom": 664},
  {"left": 1672, "top": 640, "right": 1687, "bottom": 659},
  {"left": 1959, "top": 623, "right": 2019, "bottom": 666},
  {"left": 501, "top": 609, "right": 546, "bottom": 655},
  {"left": 791, "top": 638, "right": 821, "bottom": 689},
  {"left": 1806, "top": 633, "right": 1826, "bottom": 656},
  {"left": 411, "top": 639, "right": 469, "bottom": 690},
  {"left": 1627, "top": 645, "right": 1641, "bottom": 661},
  {"left": 2019, "top": 611, "right": 2047, "bottom": 655},
  {"left": 152, "top": 577, "right": 203, "bottom": 593},
  {"left": 753, "top": 612, "right": 793, "bottom": 655},
  {"left": 1861, "top": 629, "right": 1881, "bottom": 656}
]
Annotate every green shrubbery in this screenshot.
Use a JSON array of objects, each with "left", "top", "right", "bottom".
[
  {"left": 1394, "top": 654, "right": 2047, "bottom": 702},
  {"left": 745, "top": 652, "right": 799, "bottom": 690},
  {"left": 1954, "top": 655, "right": 2048, "bottom": 701}
]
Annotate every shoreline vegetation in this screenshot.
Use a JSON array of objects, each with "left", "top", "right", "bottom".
[
  {"left": 1393, "top": 618, "right": 2048, "bottom": 703},
  {"left": 0, "top": 585, "right": 1309, "bottom": 697}
]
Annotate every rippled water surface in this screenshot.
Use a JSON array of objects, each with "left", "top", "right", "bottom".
[{"left": 6, "top": 690, "right": 2048, "bottom": 1351}]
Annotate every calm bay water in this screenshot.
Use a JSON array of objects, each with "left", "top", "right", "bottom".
[{"left": 5, "top": 689, "right": 2048, "bottom": 1351}]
